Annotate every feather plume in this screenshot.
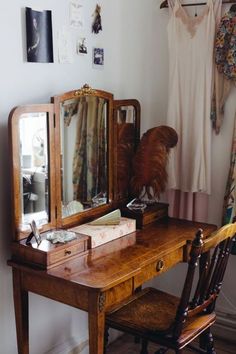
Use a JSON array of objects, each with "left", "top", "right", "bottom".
[{"left": 131, "top": 126, "right": 178, "bottom": 199}]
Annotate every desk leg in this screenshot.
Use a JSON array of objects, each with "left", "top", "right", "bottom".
[
  {"left": 12, "top": 268, "right": 29, "bottom": 354},
  {"left": 88, "top": 292, "right": 105, "bottom": 354}
]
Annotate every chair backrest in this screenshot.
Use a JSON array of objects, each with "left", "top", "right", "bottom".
[{"left": 172, "top": 223, "right": 236, "bottom": 339}]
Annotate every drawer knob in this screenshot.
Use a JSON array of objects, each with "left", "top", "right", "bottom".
[
  {"left": 65, "top": 250, "right": 72, "bottom": 256},
  {"left": 156, "top": 260, "right": 164, "bottom": 272}
]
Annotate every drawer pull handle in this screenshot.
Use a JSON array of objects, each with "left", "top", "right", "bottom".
[
  {"left": 156, "top": 260, "right": 164, "bottom": 272},
  {"left": 65, "top": 250, "right": 72, "bottom": 256}
]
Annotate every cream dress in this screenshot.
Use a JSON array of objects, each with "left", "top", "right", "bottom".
[{"left": 167, "top": 0, "right": 221, "bottom": 194}]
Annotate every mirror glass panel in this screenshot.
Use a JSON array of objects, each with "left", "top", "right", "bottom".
[
  {"left": 116, "top": 103, "right": 140, "bottom": 200},
  {"left": 19, "top": 112, "right": 49, "bottom": 228},
  {"left": 60, "top": 95, "right": 108, "bottom": 217}
]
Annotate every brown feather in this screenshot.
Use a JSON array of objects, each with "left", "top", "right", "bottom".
[{"left": 131, "top": 126, "right": 178, "bottom": 199}]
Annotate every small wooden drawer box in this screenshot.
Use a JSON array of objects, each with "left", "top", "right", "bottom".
[
  {"left": 122, "top": 202, "right": 168, "bottom": 229},
  {"left": 11, "top": 231, "right": 89, "bottom": 269}
]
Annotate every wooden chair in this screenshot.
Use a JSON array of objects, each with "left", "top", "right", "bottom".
[{"left": 105, "top": 223, "right": 236, "bottom": 354}]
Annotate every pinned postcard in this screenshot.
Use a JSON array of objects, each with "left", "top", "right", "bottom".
[
  {"left": 58, "top": 28, "right": 74, "bottom": 63},
  {"left": 69, "top": 0, "right": 84, "bottom": 29}
]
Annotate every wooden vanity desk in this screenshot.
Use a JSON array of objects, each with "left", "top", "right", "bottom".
[
  {"left": 8, "top": 217, "right": 216, "bottom": 354},
  {"left": 7, "top": 85, "right": 217, "bottom": 353}
]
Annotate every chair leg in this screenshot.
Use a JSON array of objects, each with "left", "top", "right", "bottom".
[
  {"left": 200, "top": 328, "right": 216, "bottom": 354},
  {"left": 140, "top": 339, "right": 148, "bottom": 354},
  {"left": 155, "top": 348, "right": 168, "bottom": 354},
  {"left": 205, "top": 329, "right": 216, "bottom": 354}
]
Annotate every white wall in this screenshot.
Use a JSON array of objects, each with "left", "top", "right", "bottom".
[
  {"left": 0, "top": 1, "right": 123, "bottom": 353},
  {"left": 0, "top": 1, "right": 235, "bottom": 353}
]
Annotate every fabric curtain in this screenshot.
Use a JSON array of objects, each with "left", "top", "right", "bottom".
[
  {"left": 72, "top": 95, "right": 106, "bottom": 203},
  {"left": 63, "top": 95, "right": 106, "bottom": 204},
  {"left": 167, "top": 190, "right": 209, "bottom": 222}
]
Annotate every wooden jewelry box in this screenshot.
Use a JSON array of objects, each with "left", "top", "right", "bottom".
[
  {"left": 122, "top": 202, "right": 169, "bottom": 229},
  {"left": 11, "top": 231, "right": 89, "bottom": 269}
]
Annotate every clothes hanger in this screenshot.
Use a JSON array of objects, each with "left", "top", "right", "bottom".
[{"left": 160, "top": 0, "right": 236, "bottom": 9}]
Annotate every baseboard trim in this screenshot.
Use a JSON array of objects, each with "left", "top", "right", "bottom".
[
  {"left": 40, "top": 314, "right": 236, "bottom": 353},
  {"left": 44, "top": 337, "right": 89, "bottom": 354},
  {"left": 213, "top": 312, "right": 236, "bottom": 344}
]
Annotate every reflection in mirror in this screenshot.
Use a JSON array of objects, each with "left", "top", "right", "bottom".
[
  {"left": 117, "top": 106, "right": 136, "bottom": 199},
  {"left": 19, "top": 112, "right": 49, "bottom": 228},
  {"left": 60, "top": 95, "right": 108, "bottom": 217},
  {"left": 114, "top": 100, "right": 140, "bottom": 203}
]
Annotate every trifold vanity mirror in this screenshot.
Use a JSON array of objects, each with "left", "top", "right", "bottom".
[{"left": 8, "top": 84, "right": 140, "bottom": 268}]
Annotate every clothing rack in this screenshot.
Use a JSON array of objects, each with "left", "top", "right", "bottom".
[{"left": 160, "top": 0, "right": 236, "bottom": 9}]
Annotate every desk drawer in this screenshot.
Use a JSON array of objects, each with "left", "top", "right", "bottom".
[
  {"left": 105, "top": 279, "right": 133, "bottom": 311},
  {"left": 48, "top": 242, "right": 86, "bottom": 265},
  {"left": 134, "top": 247, "right": 183, "bottom": 288}
]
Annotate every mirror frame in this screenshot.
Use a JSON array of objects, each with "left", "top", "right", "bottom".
[
  {"left": 8, "top": 104, "right": 56, "bottom": 241},
  {"left": 8, "top": 87, "right": 141, "bottom": 242},
  {"left": 52, "top": 85, "right": 115, "bottom": 228}
]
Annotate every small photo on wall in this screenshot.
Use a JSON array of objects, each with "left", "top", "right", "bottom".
[
  {"left": 77, "top": 38, "right": 87, "bottom": 55},
  {"left": 93, "top": 47, "right": 104, "bottom": 67},
  {"left": 26, "top": 7, "right": 53, "bottom": 63}
]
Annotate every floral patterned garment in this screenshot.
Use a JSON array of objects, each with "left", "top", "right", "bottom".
[
  {"left": 215, "top": 7, "right": 236, "bottom": 80},
  {"left": 217, "top": 7, "right": 236, "bottom": 224},
  {"left": 223, "top": 118, "right": 236, "bottom": 224}
]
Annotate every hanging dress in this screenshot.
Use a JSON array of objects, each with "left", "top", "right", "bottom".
[
  {"left": 223, "top": 116, "right": 236, "bottom": 224},
  {"left": 167, "top": 0, "right": 221, "bottom": 195}
]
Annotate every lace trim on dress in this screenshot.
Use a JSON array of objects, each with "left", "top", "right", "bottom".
[{"left": 175, "top": 1, "right": 210, "bottom": 38}]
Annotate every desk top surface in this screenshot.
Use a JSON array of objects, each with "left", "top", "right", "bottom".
[{"left": 9, "top": 218, "right": 217, "bottom": 291}]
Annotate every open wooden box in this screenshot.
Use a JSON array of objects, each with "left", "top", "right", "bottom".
[{"left": 11, "top": 232, "right": 89, "bottom": 269}]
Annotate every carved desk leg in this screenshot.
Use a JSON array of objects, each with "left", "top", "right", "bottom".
[
  {"left": 88, "top": 291, "right": 106, "bottom": 354},
  {"left": 12, "top": 268, "right": 29, "bottom": 354}
]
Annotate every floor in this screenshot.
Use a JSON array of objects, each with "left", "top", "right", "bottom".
[{"left": 107, "top": 334, "right": 236, "bottom": 354}]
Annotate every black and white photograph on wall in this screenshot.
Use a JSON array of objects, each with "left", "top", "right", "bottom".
[
  {"left": 93, "top": 47, "right": 104, "bottom": 68},
  {"left": 77, "top": 37, "right": 87, "bottom": 55},
  {"left": 26, "top": 7, "right": 54, "bottom": 63}
]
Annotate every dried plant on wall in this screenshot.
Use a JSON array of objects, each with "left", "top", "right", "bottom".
[{"left": 92, "top": 4, "right": 102, "bottom": 34}]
